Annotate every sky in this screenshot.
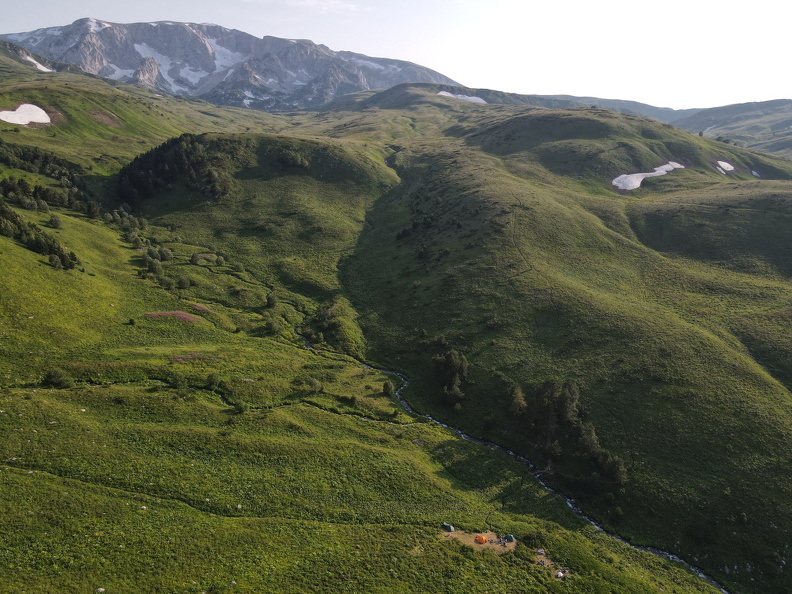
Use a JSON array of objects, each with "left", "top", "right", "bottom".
[{"left": 2, "top": 0, "right": 788, "bottom": 110}]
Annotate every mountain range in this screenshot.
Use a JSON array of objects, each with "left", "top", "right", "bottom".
[
  {"left": 0, "top": 17, "right": 459, "bottom": 110},
  {"left": 4, "top": 18, "right": 792, "bottom": 159},
  {"left": 1, "top": 20, "right": 792, "bottom": 594}
]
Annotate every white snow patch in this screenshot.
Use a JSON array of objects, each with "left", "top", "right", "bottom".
[
  {"left": 179, "top": 66, "right": 210, "bottom": 84},
  {"left": 717, "top": 160, "right": 735, "bottom": 171},
  {"left": 342, "top": 56, "right": 402, "bottom": 73},
  {"left": 244, "top": 90, "right": 254, "bottom": 98},
  {"left": 105, "top": 64, "right": 135, "bottom": 81},
  {"left": 0, "top": 103, "right": 50, "bottom": 125},
  {"left": 716, "top": 167, "right": 726, "bottom": 175},
  {"left": 4, "top": 28, "right": 63, "bottom": 44},
  {"left": 612, "top": 162, "right": 684, "bottom": 190},
  {"left": 243, "top": 99, "right": 252, "bottom": 107},
  {"left": 134, "top": 43, "right": 187, "bottom": 92},
  {"left": 752, "top": 170, "right": 761, "bottom": 178},
  {"left": 350, "top": 58, "right": 385, "bottom": 71},
  {"left": 437, "top": 91, "right": 487, "bottom": 104},
  {"left": 23, "top": 55, "right": 53, "bottom": 73},
  {"left": 205, "top": 38, "right": 247, "bottom": 70},
  {"left": 86, "top": 18, "right": 111, "bottom": 33}
]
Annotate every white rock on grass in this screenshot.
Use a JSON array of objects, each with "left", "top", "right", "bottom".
[
  {"left": 0, "top": 104, "right": 50, "bottom": 125},
  {"left": 612, "top": 162, "right": 684, "bottom": 190}
]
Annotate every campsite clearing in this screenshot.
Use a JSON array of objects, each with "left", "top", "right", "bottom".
[{"left": 441, "top": 530, "right": 517, "bottom": 554}]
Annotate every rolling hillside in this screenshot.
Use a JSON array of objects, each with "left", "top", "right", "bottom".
[
  {"left": 671, "top": 100, "right": 792, "bottom": 159},
  {"left": 1, "top": 54, "right": 791, "bottom": 593}
]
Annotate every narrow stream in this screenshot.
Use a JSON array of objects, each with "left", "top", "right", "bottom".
[
  {"left": 297, "top": 326, "right": 729, "bottom": 592},
  {"left": 379, "top": 369, "right": 730, "bottom": 593}
]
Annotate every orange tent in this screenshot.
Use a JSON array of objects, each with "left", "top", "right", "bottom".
[{"left": 474, "top": 534, "right": 488, "bottom": 544}]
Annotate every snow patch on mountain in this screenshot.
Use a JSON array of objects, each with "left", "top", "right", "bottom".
[
  {"left": 105, "top": 64, "right": 135, "bottom": 80},
  {"left": 3, "top": 27, "right": 63, "bottom": 46},
  {"left": 0, "top": 103, "right": 50, "bottom": 125},
  {"left": 23, "top": 55, "right": 52, "bottom": 72},
  {"left": 86, "top": 18, "right": 111, "bottom": 33},
  {"left": 345, "top": 57, "right": 386, "bottom": 71},
  {"left": 205, "top": 38, "right": 247, "bottom": 70},
  {"left": 717, "top": 160, "right": 735, "bottom": 172},
  {"left": 179, "top": 66, "right": 211, "bottom": 84},
  {"left": 437, "top": 91, "right": 487, "bottom": 104},
  {"left": 612, "top": 162, "right": 684, "bottom": 190},
  {"left": 134, "top": 43, "right": 188, "bottom": 92}
]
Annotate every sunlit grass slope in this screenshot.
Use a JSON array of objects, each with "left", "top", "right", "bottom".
[
  {"left": 1, "top": 66, "right": 788, "bottom": 592},
  {"left": 334, "top": 87, "right": 792, "bottom": 593},
  {"left": 0, "top": 47, "right": 286, "bottom": 173},
  {"left": 0, "top": 183, "right": 717, "bottom": 592}
]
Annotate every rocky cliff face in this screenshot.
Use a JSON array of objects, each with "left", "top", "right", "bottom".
[{"left": 1, "top": 18, "right": 459, "bottom": 110}]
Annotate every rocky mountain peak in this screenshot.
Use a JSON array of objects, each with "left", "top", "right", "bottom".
[{"left": 0, "top": 18, "right": 460, "bottom": 110}]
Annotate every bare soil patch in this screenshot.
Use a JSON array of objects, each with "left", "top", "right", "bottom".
[{"left": 91, "top": 111, "right": 120, "bottom": 127}]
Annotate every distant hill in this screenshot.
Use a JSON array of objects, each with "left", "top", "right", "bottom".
[
  {"left": 670, "top": 99, "right": 792, "bottom": 158},
  {"left": 545, "top": 94, "right": 702, "bottom": 123},
  {"left": 0, "top": 18, "right": 459, "bottom": 110}
]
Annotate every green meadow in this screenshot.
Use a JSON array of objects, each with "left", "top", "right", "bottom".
[{"left": 1, "top": 44, "right": 790, "bottom": 592}]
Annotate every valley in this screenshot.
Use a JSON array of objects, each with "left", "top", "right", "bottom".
[{"left": 0, "top": 37, "right": 791, "bottom": 593}]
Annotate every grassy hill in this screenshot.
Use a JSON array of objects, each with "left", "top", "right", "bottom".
[
  {"left": 1, "top": 63, "right": 791, "bottom": 592},
  {"left": 0, "top": 140, "right": 717, "bottom": 594},
  {"left": 315, "top": 88, "right": 792, "bottom": 592},
  {"left": 671, "top": 99, "right": 792, "bottom": 159}
]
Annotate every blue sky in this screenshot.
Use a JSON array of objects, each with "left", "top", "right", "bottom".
[{"left": 3, "top": 0, "right": 788, "bottom": 109}]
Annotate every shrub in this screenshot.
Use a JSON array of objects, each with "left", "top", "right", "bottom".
[
  {"left": 508, "top": 385, "right": 527, "bottom": 416},
  {"left": 41, "top": 367, "right": 74, "bottom": 388},
  {"left": 383, "top": 380, "right": 395, "bottom": 397},
  {"left": 206, "top": 373, "right": 221, "bottom": 391}
]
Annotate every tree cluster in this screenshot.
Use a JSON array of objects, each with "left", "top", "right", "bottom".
[
  {"left": 521, "top": 380, "right": 627, "bottom": 486},
  {"left": 0, "top": 138, "right": 85, "bottom": 184},
  {"left": 0, "top": 175, "right": 90, "bottom": 214},
  {"left": 103, "top": 208, "right": 147, "bottom": 232},
  {"left": 118, "top": 134, "right": 234, "bottom": 208},
  {"left": 0, "top": 198, "right": 80, "bottom": 269},
  {"left": 433, "top": 349, "right": 469, "bottom": 406}
]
